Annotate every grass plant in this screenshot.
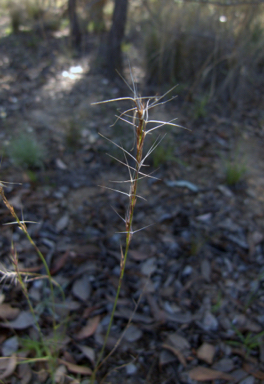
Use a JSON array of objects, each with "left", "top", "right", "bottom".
[
  {"left": 150, "top": 135, "right": 175, "bottom": 168},
  {"left": 228, "top": 327, "right": 264, "bottom": 356},
  {"left": 225, "top": 159, "right": 247, "bottom": 186},
  {"left": 90, "top": 71, "right": 186, "bottom": 383},
  {"left": 0, "top": 69, "right": 186, "bottom": 382},
  {"left": 193, "top": 94, "right": 209, "bottom": 120},
  {"left": 0, "top": 182, "right": 65, "bottom": 382},
  {"left": 9, "top": 133, "right": 45, "bottom": 170}
]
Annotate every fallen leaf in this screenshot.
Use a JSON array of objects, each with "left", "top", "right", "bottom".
[
  {"left": 243, "top": 363, "right": 264, "bottom": 379},
  {"left": 63, "top": 351, "right": 76, "bottom": 364},
  {"left": 165, "top": 311, "right": 193, "bottom": 324},
  {"left": 0, "top": 354, "right": 17, "bottom": 380},
  {"left": 229, "top": 369, "right": 248, "bottom": 382},
  {"left": 0, "top": 311, "right": 35, "bottom": 329},
  {"left": 141, "top": 257, "right": 157, "bottom": 276},
  {"left": 165, "top": 180, "right": 199, "bottom": 192},
  {"left": 147, "top": 294, "right": 166, "bottom": 322},
  {"left": 76, "top": 315, "right": 100, "bottom": 340},
  {"left": 197, "top": 343, "right": 215, "bottom": 364},
  {"left": 167, "top": 333, "right": 191, "bottom": 351},
  {"left": 72, "top": 275, "right": 91, "bottom": 302},
  {"left": 114, "top": 307, "right": 153, "bottom": 324},
  {"left": 51, "top": 251, "right": 69, "bottom": 275},
  {"left": 2, "top": 336, "right": 19, "bottom": 356},
  {"left": 37, "top": 369, "right": 49, "bottom": 382},
  {"left": 56, "top": 214, "right": 69, "bottom": 233},
  {"left": 196, "top": 213, "right": 212, "bottom": 222},
  {"left": 58, "top": 359, "right": 92, "bottom": 375},
  {"left": 159, "top": 350, "right": 177, "bottom": 367},
  {"left": 76, "top": 344, "right": 95, "bottom": 365},
  {"left": 162, "top": 343, "right": 187, "bottom": 366},
  {"left": 56, "top": 158, "right": 68, "bottom": 170},
  {"left": 233, "top": 314, "right": 262, "bottom": 333},
  {"left": 231, "top": 348, "right": 258, "bottom": 364},
  {"left": 8, "top": 194, "right": 23, "bottom": 209},
  {"left": 123, "top": 325, "right": 143, "bottom": 342},
  {"left": 201, "top": 310, "right": 218, "bottom": 331},
  {"left": 140, "top": 278, "right": 155, "bottom": 293},
  {"left": 189, "top": 366, "right": 234, "bottom": 381},
  {"left": 129, "top": 250, "right": 149, "bottom": 261},
  {"left": 0, "top": 304, "right": 20, "bottom": 320},
  {"left": 18, "top": 363, "right": 32, "bottom": 384},
  {"left": 213, "top": 358, "right": 234, "bottom": 373},
  {"left": 55, "top": 365, "right": 67, "bottom": 383}
]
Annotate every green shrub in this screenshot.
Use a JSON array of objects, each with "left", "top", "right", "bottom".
[
  {"left": 9, "top": 133, "right": 45, "bottom": 169},
  {"left": 25, "top": 0, "right": 44, "bottom": 21}
]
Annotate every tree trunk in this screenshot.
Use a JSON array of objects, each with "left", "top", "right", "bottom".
[
  {"left": 105, "top": 0, "right": 128, "bottom": 78},
  {"left": 68, "top": 0, "right": 81, "bottom": 49},
  {"left": 90, "top": 0, "right": 107, "bottom": 33}
]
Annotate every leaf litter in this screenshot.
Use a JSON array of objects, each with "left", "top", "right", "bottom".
[{"left": 0, "top": 38, "right": 264, "bottom": 384}]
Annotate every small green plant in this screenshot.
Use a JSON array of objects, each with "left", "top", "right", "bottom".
[
  {"left": 9, "top": 133, "right": 45, "bottom": 169},
  {"left": 151, "top": 137, "right": 175, "bottom": 168},
  {"left": 225, "top": 160, "right": 247, "bottom": 186},
  {"left": 211, "top": 291, "right": 222, "bottom": 313},
  {"left": 189, "top": 234, "right": 205, "bottom": 256},
  {"left": 20, "top": 336, "right": 52, "bottom": 360},
  {"left": 228, "top": 327, "right": 264, "bottom": 355},
  {"left": 193, "top": 94, "right": 209, "bottom": 119},
  {"left": 26, "top": 169, "right": 38, "bottom": 184}
]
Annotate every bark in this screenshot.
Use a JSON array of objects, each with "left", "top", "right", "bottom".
[
  {"left": 68, "top": 0, "right": 82, "bottom": 49},
  {"left": 105, "top": 0, "right": 129, "bottom": 78}
]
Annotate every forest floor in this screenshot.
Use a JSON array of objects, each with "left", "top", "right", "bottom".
[{"left": 0, "top": 25, "right": 264, "bottom": 384}]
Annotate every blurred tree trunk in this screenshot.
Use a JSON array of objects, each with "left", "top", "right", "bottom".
[
  {"left": 90, "top": 0, "right": 107, "bottom": 33},
  {"left": 68, "top": 0, "right": 82, "bottom": 49},
  {"left": 104, "top": 0, "right": 129, "bottom": 78}
]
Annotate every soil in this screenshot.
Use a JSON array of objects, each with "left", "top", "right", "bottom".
[{"left": 0, "top": 26, "right": 264, "bottom": 384}]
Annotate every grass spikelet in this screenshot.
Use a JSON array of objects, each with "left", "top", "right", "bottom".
[{"left": 90, "top": 71, "right": 186, "bottom": 382}]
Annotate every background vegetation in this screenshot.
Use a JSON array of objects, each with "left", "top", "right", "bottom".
[{"left": 1, "top": 0, "right": 264, "bottom": 108}]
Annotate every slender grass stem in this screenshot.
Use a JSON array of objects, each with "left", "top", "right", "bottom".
[
  {"left": 91, "top": 106, "right": 145, "bottom": 384},
  {"left": 0, "top": 187, "right": 56, "bottom": 329},
  {"left": 91, "top": 81, "right": 179, "bottom": 383},
  {"left": 0, "top": 186, "right": 64, "bottom": 382}
]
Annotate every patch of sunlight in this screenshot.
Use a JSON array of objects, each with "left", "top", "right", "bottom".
[
  {"left": 62, "top": 65, "right": 84, "bottom": 80},
  {"left": 219, "top": 15, "right": 227, "bottom": 23}
]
